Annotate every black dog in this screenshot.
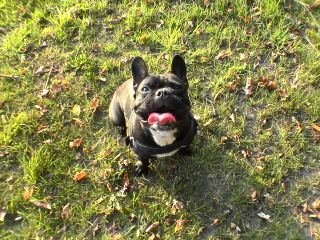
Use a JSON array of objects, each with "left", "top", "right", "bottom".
[{"left": 109, "top": 55, "right": 197, "bottom": 176}]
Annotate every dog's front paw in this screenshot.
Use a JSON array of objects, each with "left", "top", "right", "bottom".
[{"left": 134, "top": 159, "right": 149, "bottom": 176}]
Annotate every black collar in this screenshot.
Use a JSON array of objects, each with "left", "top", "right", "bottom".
[{"left": 129, "top": 114, "right": 197, "bottom": 156}]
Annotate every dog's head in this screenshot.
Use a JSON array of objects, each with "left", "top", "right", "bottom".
[{"left": 132, "top": 55, "right": 191, "bottom": 130}]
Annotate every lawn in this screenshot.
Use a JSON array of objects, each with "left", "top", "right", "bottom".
[{"left": 0, "top": 0, "right": 320, "bottom": 239}]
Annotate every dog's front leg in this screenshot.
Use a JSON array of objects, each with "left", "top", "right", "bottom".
[{"left": 135, "top": 155, "right": 150, "bottom": 176}]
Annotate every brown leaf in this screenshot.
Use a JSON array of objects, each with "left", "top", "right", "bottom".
[
  {"left": 203, "top": 0, "right": 210, "bottom": 7},
  {"left": 227, "top": 82, "right": 238, "bottom": 91},
  {"left": 129, "top": 213, "right": 137, "bottom": 222},
  {"left": 72, "top": 118, "right": 85, "bottom": 126},
  {"left": 23, "top": 187, "right": 34, "bottom": 200},
  {"left": 231, "top": 73, "right": 240, "bottom": 79},
  {"left": 215, "top": 50, "right": 230, "bottom": 60},
  {"left": 311, "top": 123, "right": 320, "bottom": 143},
  {"left": 105, "top": 180, "right": 112, "bottom": 192},
  {"left": 310, "top": 1, "right": 320, "bottom": 8},
  {"left": 0, "top": 210, "right": 7, "bottom": 222},
  {"left": 73, "top": 171, "right": 87, "bottom": 181},
  {"left": 148, "top": 234, "right": 161, "bottom": 240},
  {"left": 311, "top": 123, "right": 320, "bottom": 132},
  {"left": 166, "top": 164, "right": 177, "bottom": 170},
  {"left": 241, "top": 149, "right": 250, "bottom": 158},
  {"left": 122, "top": 172, "right": 130, "bottom": 187},
  {"left": 36, "top": 125, "right": 48, "bottom": 134},
  {"left": 230, "top": 113, "right": 236, "bottom": 123},
  {"left": 90, "top": 96, "right": 99, "bottom": 112},
  {"left": 278, "top": 89, "right": 288, "bottom": 101},
  {"left": 103, "top": 151, "right": 112, "bottom": 157},
  {"left": 145, "top": 222, "right": 160, "bottom": 233},
  {"left": 243, "top": 77, "right": 255, "bottom": 96},
  {"left": 244, "top": 16, "right": 251, "bottom": 23},
  {"left": 61, "top": 203, "right": 70, "bottom": 219},
  {"left": 30, "top": 199, "right": 52, "bottom": 210},
  {"left": 309, "top": 213, "right": 320, "bottom": 220},
  {"left": 200, "top": 57, "right": 207, "bottom": 63},
  {"left": 212, "top": 219, "right": 222, "bottom": 226},
  {"left": 311, "top": 198, "right": 320, "bottom": 211},
  {"left": 174, "top": 220, "right": 189, "bottom": 232},
  {"left": 39, "top": 89, "right": 50, "bottom": 97},
  {"left": 266, "top": 81, "right": 276, "bottom": 89},
  {"left": 221, "top": 136, "right": 228, "bottom": 143},
  {"left": 251, "top": 190, "right": 257, "bottom": 201},
  {"left": 171, "top": 199, "right": 184, "bottom": 214},
  {"left": 239, "top": 53, "right": 249, "bottom": 61},
  {"left": 69, "top": 139, "right": 84, "bottom": 148},
  {"left": 297, "top": 122, "right": 303, "bottom": 132},
  {"left": 83, "top": 147, "right": 90, "bottom": 153},
  {"left": 51, "top": 84, "right": 62, "bottom": 94}
]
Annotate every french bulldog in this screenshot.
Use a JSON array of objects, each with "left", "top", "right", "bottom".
[{"left": 109, "top": 55, "right": 197, "bottom": 176}]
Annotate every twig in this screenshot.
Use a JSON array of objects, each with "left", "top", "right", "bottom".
[
  {"left": 0, "top": 74, "right": 19, "bottom": 79},
  {"left": 45, "top": 65, "right": 54, "bottom": 88}
]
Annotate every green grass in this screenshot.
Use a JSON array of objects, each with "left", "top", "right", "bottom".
[{"left": 1, "top": 0, "right": 320, "bottom": 239}]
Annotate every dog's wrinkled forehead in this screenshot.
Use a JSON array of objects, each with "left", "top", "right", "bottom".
[{"left": 141, "top": 74, "right": 187, "bottom": 87}]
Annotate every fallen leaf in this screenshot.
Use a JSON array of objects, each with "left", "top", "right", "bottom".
[
  {"left": 145, "top": 222, "right": 160, "bottom": 233},
  {"left": 239, "top": 53, "right": 249, "bottom": 61},
  {"left": 302, "top": 202, "right": 312, "bottom": 213},
  {"left": 148, "top": 234, "right": 161, "bottom": 240},
  {"left": 231, "top": 73, "right": 240, "bottom": 79},
  {"left": 241, "top": 149, "right": 250, "bottom": 158},
  {"left": 166, "top": 164, "right": 177, "bottom": 170},
  {"left": 266, "top": 81, "right": 276, "bottom": 89},
  {"left": 73, "top": 171, "right": 86, "bottom": 181},
  {"left": 129, "top": 213, "right": 137, "bottom": 222},
  {"left": 257, "top": 212, "right": 272, "bottom": 222},
  {"left": 171, "top": 199, "right": 184, "bottom": 214},
  {"left": 233, "top": 133, "right": 240, "bottom": 142},
  {"left": 51, "top": 84, "right": 62, "bottom": 94},
  {"left": 311, "top": 123, "right": 320, "bottom": 143},
  {"left": 256, "top": 156, "right": 265, "bottom": 161},
  {"left": 174, "top": 220, "right": 189, "bottom": 232},
  {"left": 297, "top": 122, "right": 303, "bottom": 132},
  {"left": 204, "top": 0, "right": 210, "bottom": 7},
  {"left": 244, "top": 16, "right": 251, "bottom": 23},
  {"left": 227, "top": 8, "right": 233, "bottom": 12},
  {"left": 0, "top": 210, "right": 7, "bottom": 222},
  {"left": 105, "top": 180, "right": 112, "bottom": 192},
  {"left": 251, "top": 190, "right": 257, "bottom": 201},
  {"left": 30, "top": 199, "right": 52, "bottom": 210},
  {"left": 83, "top": 147, "right": 90, "bottom": 153},
  {"left": 311, "top": 123, "right": 320, "bottom": 131},
  {"left": 72, "top": 104, "right": 81, "bottom": 116},
  {"left": 200, "top": 57, "right": 207, "bottom": 63},
  {"left": 90, "top": 96, "right": 99, "bottom": 112},
  {"left": 311, "top": 198, "right": 320, "bottom": 210},
  {"left": 103, "top": 151, "right": 112, "bottom": 157},
  {"left": 35, "top": 104, "right": 47, "bottom": 115},
  {"left": 278, "top": 89, "right": 288, "bottom": 101},
  {"left": 215, "top": 50, "right": 230, "bottom": 60},
  {"left": 23, "top": 187, "right": 34, "bottom": 200},
  {"left": 230, "top": 113, "right": 236, "bottom": 123},
  {"left": 72, "top": 118, "right": 85, "bottom": 126},
  {"left": 203, "top": 118, "right": 213, "bottom": 127},
  {"left": 140, "top": 35, "right": 148, "bottom": 43},
  {"left": 221, "top": 136, "right": 228, "bottom": 143},
  {"left": 43, "top": 139, "right": 52, "bottom": 144},
  {"left": 61, "top": 203, "right": 70, "bottom": 219},
  {"left": 35, "top": 66, "right": 45, "bottom": 75},
  {"left": 36, "top": 125, "right": 47, "bottom": 134},
  {"left": 122, "top": 172, "right": 130, "bottom": 187},
  {"left": 309, "top": 213, "right": 320, "bottom": 220},
  {"left": 69, "top": 139, "right": 83, "bottom": 148},
  {"left": 212, "top": 219, "right": 222, "bottom": 226},
  {"left": 310, "top": 1, "right": 320, "bottom": 8},
  {"left": 39, "top": 89, "right": 50, "bottom": 97},
  {"left": 227, "top": 82, "right": 238, "bottom": 91},
  {"left": 243, "top": 77, "right": 255, "bottom": 95},
  {"left": 19, "top": 7, "right": 26, "bottom": 14}
]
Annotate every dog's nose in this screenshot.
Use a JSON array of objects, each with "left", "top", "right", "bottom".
[{"left": 156, "top": 89, "right": 169, "bottom": 97}]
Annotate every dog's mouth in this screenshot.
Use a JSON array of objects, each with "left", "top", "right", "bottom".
[{"left": 138, "top": 107, "right": 178, "bottom": 126}]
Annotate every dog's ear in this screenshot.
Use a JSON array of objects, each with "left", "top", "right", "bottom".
[
  {"left": 171, "top": 55, "right": 187, "bottom": 82},
  {"left": 132, "top": 56, "right": 148, "bottom": 89}
]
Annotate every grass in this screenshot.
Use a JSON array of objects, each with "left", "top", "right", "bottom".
[{"left": 1, "top": 0, "right": 320, "bottom": 239}]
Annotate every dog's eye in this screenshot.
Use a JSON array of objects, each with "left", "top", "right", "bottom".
[
  {"left": 172, "top": 83, "right": 182, "bottom": 90},
  {"left": 141, "top": 86, "right": 150, "bottom": 92}
]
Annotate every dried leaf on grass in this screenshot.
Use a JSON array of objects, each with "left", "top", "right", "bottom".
[
  {"left": 30, "top": 199, "right": 52, "bottom": 210},
  {"left": 212, "top": 219, "right": 222, "bottom": 226},
  {"left": 90, "top": 96, "right": 99, "bottom": 112},
  {"left": 227, "top": 82, "right": 238, "bottom": 91},
  {"left": 171, "top": 199, "right": 184, "bottom": 214},
  {"left": 71, "top": 104, "right": 81, "bottom": 116},
  {"left": 23, "top": 187, "right": 34, "bottom": 200},
  {"left": 215, "top": 50, "right": 231, "bottom": 60},
  {"left": 0, "top": 210, "right": 7, "bottom": 222},
  {"left": 174, "top": 220, "right": 189, "bottom": 232},
  {"left": 61, "top": 203, "right": 70, "bottom": 219},
  {"left": 69, "top": 139, "right": 84, "bottom": 148},
  {"left": 257, "top": 212, "right": 272, "bottom": 222},
  {"left": 36, "top": 125, "right": 48, "bottom": 134},
  {"left": 145, "top": 222, "right": 160, "bottom": 233},
  {"left": 73, "top": 171, "right": 87, "bottom": 181},
  {"left": 243, "top": 77, "right": 255, "bottom": 96},
  {"left": 72, "top": 118, "right": 85, "bottom": 126}
]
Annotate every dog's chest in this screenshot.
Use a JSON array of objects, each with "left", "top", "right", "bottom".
[{"left": 150, "top": 128, "right": 177, "bottom": 147}]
